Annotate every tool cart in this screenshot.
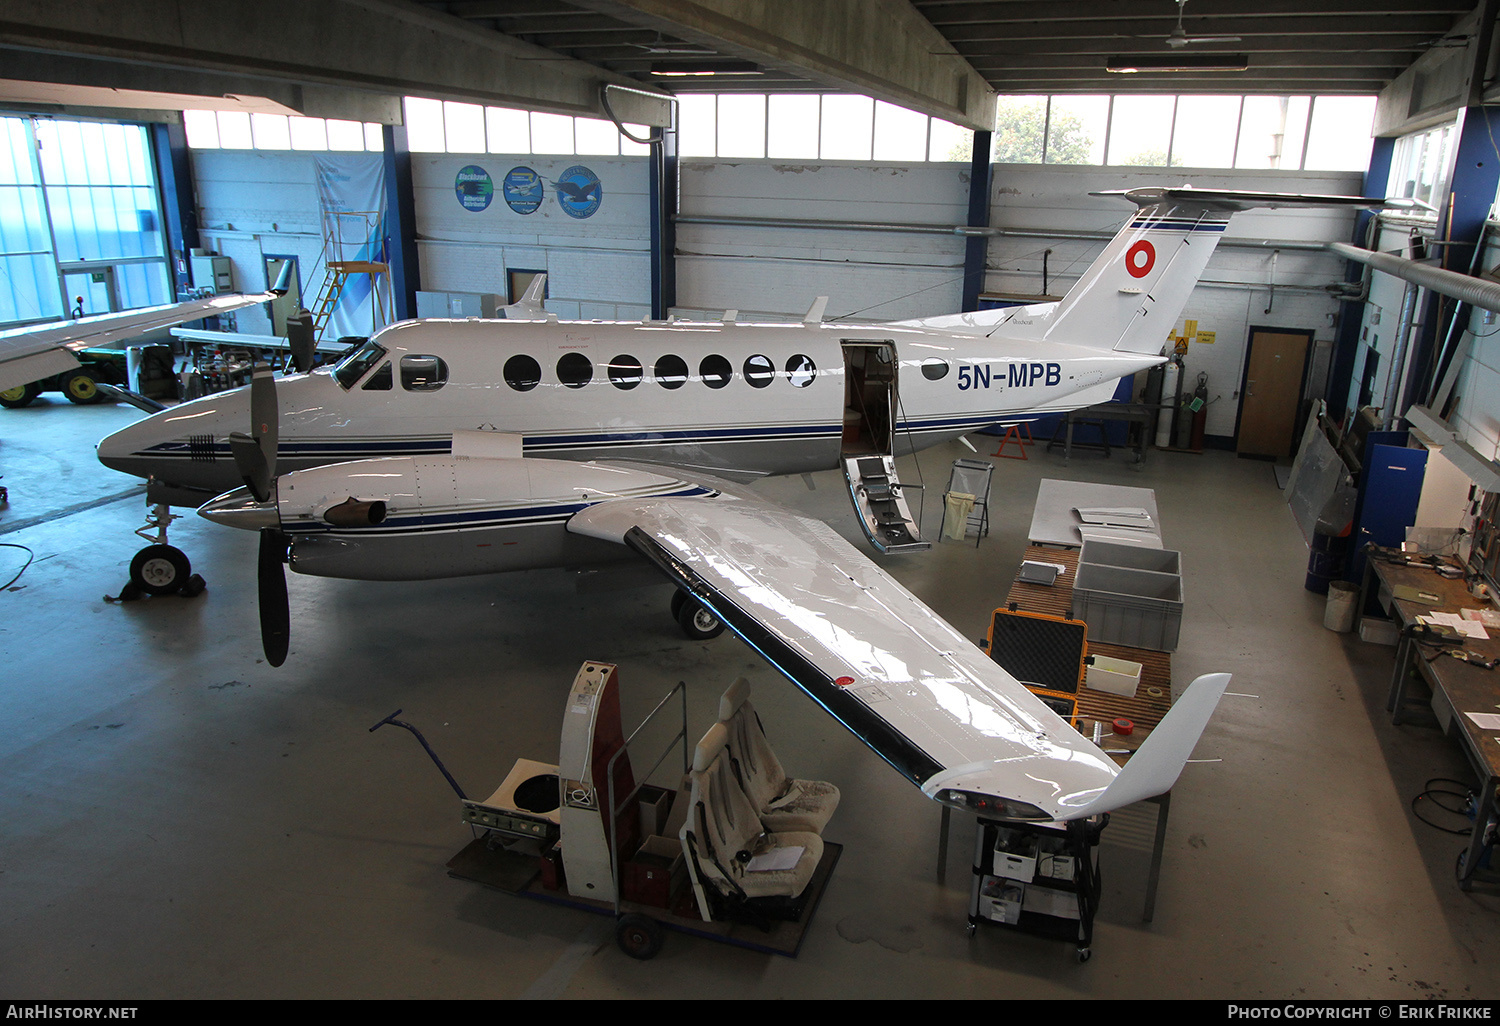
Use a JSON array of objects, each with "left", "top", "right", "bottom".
[{"left": 968, "top": 814, "right": 1106, "bottom": 962}]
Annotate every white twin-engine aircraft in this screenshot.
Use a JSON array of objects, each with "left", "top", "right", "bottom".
[{"left": 86, "top": 186, "right": 1381, "bottom": 822}]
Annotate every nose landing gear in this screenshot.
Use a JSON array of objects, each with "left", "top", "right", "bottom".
[{"left": 115, "top": 501, "right": 205, "bottom": 600}]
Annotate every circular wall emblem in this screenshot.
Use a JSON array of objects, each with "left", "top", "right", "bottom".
[
  {"left": 455, "top": 165, "right": 493, "bottom": 212},
  {"left": 502, "top": 166, "right": 544, "bottom": 215},
  {"left": 555, "top": 165, "right": 602, "bottom": 219},
  {"left": 1125, "top": 239, "right": 1156, "bottom": 278}
]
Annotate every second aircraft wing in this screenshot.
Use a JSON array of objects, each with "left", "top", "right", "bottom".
[{"left": 567, "top": 482, "right": 1136, "bottom": 821}]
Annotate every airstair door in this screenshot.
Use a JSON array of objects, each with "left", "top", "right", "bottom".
[{"left": 840, "top": 342, "right": 929, "bottom": 553}]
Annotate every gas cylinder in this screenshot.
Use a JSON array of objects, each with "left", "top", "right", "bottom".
[
  {"left": 1189, "top": 373, "right": 1209, "bottom": 451},
  {"left": 1155, "top": 357, "right": 1180, "bottom": 448}
]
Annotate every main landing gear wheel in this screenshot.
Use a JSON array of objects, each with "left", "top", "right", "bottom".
[
  {"left": 674, "top": 592, "right": 725, "bottom": 640},
  {"left": 129, "top": 544, "right": 192, "bottom": 596},
  {"left": 615, "top": 913, "right": 665, "bottom": 960}
]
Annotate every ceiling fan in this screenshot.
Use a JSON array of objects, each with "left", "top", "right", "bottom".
[{"left": 1163, "top": 0, "right": 1242, "bottom": 48}]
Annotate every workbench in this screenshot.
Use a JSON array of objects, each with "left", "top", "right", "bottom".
[
  {"left": 1046, "top": 402, "right": 1159, "bottom": 466},
  {"left": 1363, "top": 553, "right": 1500, "bottom": 889}
]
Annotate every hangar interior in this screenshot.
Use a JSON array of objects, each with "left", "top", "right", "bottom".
[{"left": 2, "top": 0, "right": 1500, "bottom": 1000}]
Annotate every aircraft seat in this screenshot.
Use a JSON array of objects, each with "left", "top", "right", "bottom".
[
  {"left": 718, "top": 677, "right": 840, "bottom": 835},
  {"left": 679, "top": 722, "right": 823, "bottom": 922}
]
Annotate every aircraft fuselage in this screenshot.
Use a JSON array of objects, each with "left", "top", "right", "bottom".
[{"left": 98, "top": 315, "right": 1160, "bottom": 507}]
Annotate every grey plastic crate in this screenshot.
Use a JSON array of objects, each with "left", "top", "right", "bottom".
[
  {"left": 1072, "top": 562, "right": 1183, "bottom": 652},
  {"left": 1078, "top": 539, "right": 1182, "bottom": 577}
]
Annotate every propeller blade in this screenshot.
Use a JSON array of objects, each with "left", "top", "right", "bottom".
[
  {"left": 248, "top": 362, "right": 278, "bottom": 473},
  {"left": 258, "top": 529, "right": 291, "bottom": 667},
  {"left": 285, "top": 310, "right": 315, "bottom": 374},
  {"left": 228, "top": 432, "right": 272, "bottom": 502},
  {"left": 229, "top": 362, "right": 279, "bottom": 502}
]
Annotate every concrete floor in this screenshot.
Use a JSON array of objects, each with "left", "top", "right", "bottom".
[{"left": 1, "top": 395, "right": 1496, "bottom": 1000}]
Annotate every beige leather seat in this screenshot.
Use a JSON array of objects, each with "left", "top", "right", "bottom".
[
  {"left": 718, "top": 677, "right": 840, "bottom": 835},
  {"left": 679, "top": 722, "right": 823, "bottom": 923}
]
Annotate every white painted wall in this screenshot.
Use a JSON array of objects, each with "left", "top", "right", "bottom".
[
  {"left": 190, "top": 149, "right": 655, "bottom": 328},
  {"left": 675, "top": 159, "right": 971, "bottom": 322},
  {"left": 411, "top": 154, "right": 652, "bottom": 320}
]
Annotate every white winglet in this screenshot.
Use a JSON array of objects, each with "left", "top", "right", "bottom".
[
  {"left": 1060, "top": 672, "right": 1230, "bottom": 818},
  {"left": 802, "top": 296, "right": 829, "bottom": 325}
]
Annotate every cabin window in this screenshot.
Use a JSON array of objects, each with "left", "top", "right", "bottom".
[
  {"left": 400, "top": 354, "right": 448, "bottom": 391},
  {"left": 786, "top": 354, "right": 816, "bottom": 387},
  {"left": 700, "top": 354, "right": 732, "bottom": 389},
  {"left": 655, "top": 354, "right": 688, "bottom": 389},
  {"left": 744, "top": 354, "right": 775, "bottom": 388},
  {"left": 608, "top": 354, "right": 643, "bottom": 390},
  {"left": 504, "top": 354, "right": 541, "bottom": 391},
  {"left": 557, "top": 352, "right": 592, "bottom": 389},
  {"left": 920, "top": 359, "right": 950, "bottom": 381},
  {"left": 361, "top": 361, "right": 393, "bottom": 390},
  {"left": 332, "top": 341, "right": 388, "bottom": 389}
]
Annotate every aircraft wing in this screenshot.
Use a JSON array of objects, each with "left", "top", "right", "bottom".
[
  {"left": 0, "top": 288, "right": 284, "bottom": 393},
  {"left": 568, "top": 484, "right": 1224, "bottom": 821}
]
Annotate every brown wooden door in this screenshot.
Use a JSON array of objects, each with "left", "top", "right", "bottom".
[{"left": 1237, "top": 329, "right": 1310, "bottom": 458}]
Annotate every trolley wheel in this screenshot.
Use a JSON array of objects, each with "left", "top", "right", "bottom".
[
  {"left": 1076, "top": 947, "right": 1092, "bottom": 963},
  {"left": 129, "top": 544, "right": 192, "bottom": 596},
  {"left": 676, "top": 596, "right": 725, "bottom": 640},
  {"left": 615, "top": 913, "right": 665, "bottom": 960}
]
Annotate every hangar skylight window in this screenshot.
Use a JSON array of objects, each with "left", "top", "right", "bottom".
[
  {"left": 184, "top": 110, "right": 385, "bottom": 152},
  {"left": 991, "top": 93, "right": 1374, "bottom": 172}
]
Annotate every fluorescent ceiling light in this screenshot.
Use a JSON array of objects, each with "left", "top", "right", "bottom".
[{"left": 1107, "top": 54, "right": 1249, "bottom": 73}]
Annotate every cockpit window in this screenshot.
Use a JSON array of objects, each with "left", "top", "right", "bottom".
[
  {"left": 332, "top": 341, "right": 388, "bottom": 389},
  {"left": 361, "top": 361, "right": 393, "bottom": 390},
  {"left": 400, "top": 354, "right": 448, "bottom": 391}
]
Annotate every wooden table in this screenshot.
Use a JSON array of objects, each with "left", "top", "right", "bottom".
[{"left": 1366, "top": 553, "right": 1500, "bottom": 890}]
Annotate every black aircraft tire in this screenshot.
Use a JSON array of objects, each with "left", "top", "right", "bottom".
[
  {"left": 129, "top": 544, "right": 192, "bottom": 596},
  {"left": 677, "top": 596, "right": 725, "bottom": 640}
]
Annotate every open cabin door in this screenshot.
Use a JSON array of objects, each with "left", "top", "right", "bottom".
[{"left": 840, "top": 341, "right": 929, "bottom": 553}]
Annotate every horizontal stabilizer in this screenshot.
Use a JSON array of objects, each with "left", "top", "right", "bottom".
[
  {"left": 1060, "top": 672, "right": 1230, "bottom": 818},
  {"left": 1093, "top": 186, "right": 1405, "bottom": 213}
]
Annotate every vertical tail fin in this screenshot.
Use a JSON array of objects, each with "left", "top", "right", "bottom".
[
  {"left": 1039, "top": 199, "right": 1230, "bottom": 356},
  {"left": 1033, "top": 187, "right": 1392, "bottom": 356}
]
